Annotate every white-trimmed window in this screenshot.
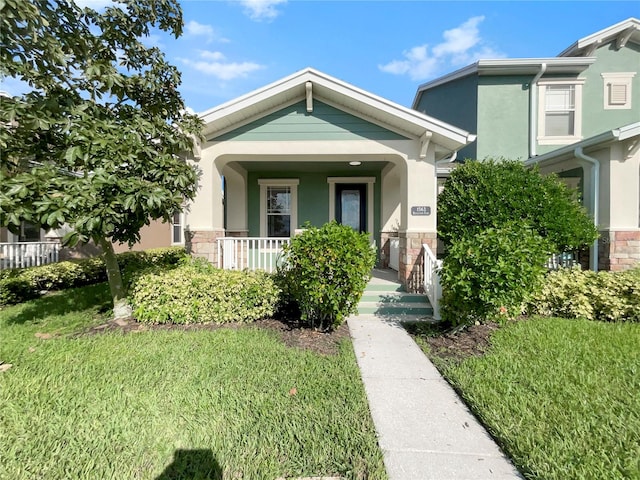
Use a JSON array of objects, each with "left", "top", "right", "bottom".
[
  {"left": 601, "top": 72, "right": 635, "bottom": 110},
  {"left": 171, "top": 212, "right": 183, "bottom": 244},
  {"left": 538, "top": 79, "right": 584, "bottom": 145},
  {"left": 258, "top": 179, "right": 299, "bottom": 237}
]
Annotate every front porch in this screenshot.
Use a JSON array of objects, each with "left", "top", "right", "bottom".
[{"left": 186, "top": 68, "right": 474, "bottom": 292}]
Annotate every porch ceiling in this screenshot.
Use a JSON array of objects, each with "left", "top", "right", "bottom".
[{"left": 235, "top": 160, "right": 389, "bottom": 173}]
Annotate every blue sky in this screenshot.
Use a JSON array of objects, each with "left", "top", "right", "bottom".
[{"left": 3, "top": 1, "right": 639, "bottom": 112}]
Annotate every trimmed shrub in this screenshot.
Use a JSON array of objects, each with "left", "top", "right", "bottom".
[
  {"left": 278, "top": 222, "right": 376, "bottom": 331},
  {"left": 438, "top": 159, "right": 597, "bottom": 252},
  {"left": 0, "top": 246, "right": 187, "bottom": 306},
  {"left": 130, "top": 261, "right": 279, "bottom": 324},
  {"left": 527, "top": 267, "right": 640, "bottom": 322},
  {"left": 440, "top": 223, "right": 552, "bottom": 325}
]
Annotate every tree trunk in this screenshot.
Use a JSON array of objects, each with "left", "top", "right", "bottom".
[{"left": 99, "top": 237, "right": 132, "bottom": 320}]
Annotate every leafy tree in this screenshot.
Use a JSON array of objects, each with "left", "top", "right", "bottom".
[
  {"left": 0, "top": 0, "right": 202, "bottom": 319},
  {"left": 438, "top": 159, "right": 598, "bottom": 252}
]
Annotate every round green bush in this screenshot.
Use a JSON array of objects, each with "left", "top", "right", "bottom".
[
  {"left": 440, "top": 223, "right": 551, "bottom": 325},
  {"left": 438, "top": 159, "right": 597, "bottom": 252},
  {"left": 278, "top": 221, "right": 376, "bottom": 331},
  {"left": 130, "top": 262, "right": 280, "bottom": 324}
]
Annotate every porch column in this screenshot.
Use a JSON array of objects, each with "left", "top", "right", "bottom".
[
  {"left": 185, "top": 149, "right": 225, "bottom": 265},
  {"left": 398, "top": 149, "right": 438, "bottom": 292},
  {"left": 224, "top": 162, "right": 249, "bottom": 238},
  {"left": 380, "top": 162, "right": 401, "bottom": 269}
]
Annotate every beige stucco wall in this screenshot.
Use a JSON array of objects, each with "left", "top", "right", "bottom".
[
  {"left": 538, "top": 141, "right": 640, "bottom": 232},
  {"left": 112, "top": 219, "right": 174, "bottom": 253}
]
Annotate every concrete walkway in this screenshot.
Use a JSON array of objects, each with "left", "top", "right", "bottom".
[{"left": 348, "top": 271, "right": 522, "bottom": 479}]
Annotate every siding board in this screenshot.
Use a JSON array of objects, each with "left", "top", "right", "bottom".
[{"left": 214, "top": 101, "right": 408, "bottom": 141}]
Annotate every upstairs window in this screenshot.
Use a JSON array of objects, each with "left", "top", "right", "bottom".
[
  {"left": 602, "top": 72, "right": 635, "bottom": 110},
  {"left": 538, "top": 79, "right": 584, "bottom": 145}
]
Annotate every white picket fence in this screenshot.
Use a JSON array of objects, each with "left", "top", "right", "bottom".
[
  {"left": 422, "top": 243, "right": 443, "bottom": 320},
  {"left": 0, "top": 242, "right": 61, "bottom": 270},
  {"left": 216, "top": 237, "right": 290, "bottom": 273}
]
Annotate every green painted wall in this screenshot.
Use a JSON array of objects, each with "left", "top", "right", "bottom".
[
  {"left": 213, "top": 101, "right": 408, "bottom": 141},
  {"left": 581, "top": 41, "right": 640, "bottom": 138},
  {"left": 477, "top": 75, "right": 532, "bottom": 161},
  {"left": 414, "top": 41, "right": 639, "bottom": 162},
  {"left": 247, "top": 169, "right": 382, "bottom": 246},
  {"left": 415, "top": 75, "right": 478, "bottom": 160}
]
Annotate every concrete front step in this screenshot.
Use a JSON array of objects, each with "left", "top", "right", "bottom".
[
  {"left": 358, "top": 302, "right": 433, "bottom": 316},
  {"left": 360, "top": 292, "right": 426, "bottom": 303},
  {"left": 364, "top": 283, "right": 406, "bottom": 293}
]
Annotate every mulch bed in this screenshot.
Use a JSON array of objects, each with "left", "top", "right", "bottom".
[
  {"left": 422, "top": 322, "right": 500, "bottom": 363},
  {"left": 80, "top": 317, "right": 351, "bottom": 356}
]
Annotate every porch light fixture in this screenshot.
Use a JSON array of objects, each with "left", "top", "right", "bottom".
[{"left": 349, "top": 161, "right": 362, "bottom": 166}]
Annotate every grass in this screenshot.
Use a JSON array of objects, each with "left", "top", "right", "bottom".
[
  {"left": 0, "top": 284, "right": 387, "bottom": 480},
  {"left": 411, "top": 317, "right": 640, "bottom": 480}
]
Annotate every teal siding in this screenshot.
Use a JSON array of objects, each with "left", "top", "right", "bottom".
[
  {"left": 213, "top": 101, "right": 409, "bottom": 141},
  {"left": 416, "top": 75, "right": 478, "bottom": 160},
  {"left": 247, "top": 169, "right": 382, "bottom": 247}
]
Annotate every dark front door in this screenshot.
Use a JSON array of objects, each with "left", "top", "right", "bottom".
[{"left": 336, "top": 183, "right": 366, "bottom": 233}]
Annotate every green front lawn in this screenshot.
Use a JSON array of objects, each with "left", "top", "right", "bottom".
[
  {"left": 411, "top": 317, "right": 640, "bottom": 480},
  {"left": 0, "top": 284, "right": 386, "bottom": 479}
]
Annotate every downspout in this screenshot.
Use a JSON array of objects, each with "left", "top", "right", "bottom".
[
  {"left": 575, "top": 146, "right": 599, "bottom": 271},
  {"left": 529, "top": 63, "right": 547, "bottom": 158},
  {"left": 434, "top": 151, "right": 458, "bottom": 249}
]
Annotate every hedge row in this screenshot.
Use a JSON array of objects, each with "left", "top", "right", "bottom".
[
  {"left": 0, "top": 247, "right": 187, "bottom": 306},
  {"left": 129, "top": 260, "right": 279, "bottom": 324},
  {"left": 527, "top": 267, "right": 640, "bottom": 322}
]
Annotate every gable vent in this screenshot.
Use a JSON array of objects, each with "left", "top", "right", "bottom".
[{"left": 609, "top": 83, "right": 628, "bottom": 105}]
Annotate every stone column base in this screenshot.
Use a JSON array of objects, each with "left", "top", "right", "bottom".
[
  {"left": 398, "top": 231, "right": 437, "bottom": 293},
  {"left": 379, "top": 231, "right": 398, "bottom": 269},
  {"left": 598, "top": 230, "right": 640, "bottom": 271},
  {"left": 185, "top": 229, "right": 225, "bottom": 266}
]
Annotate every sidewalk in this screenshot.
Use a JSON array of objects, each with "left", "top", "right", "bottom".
[{"left": 348, "top": 308, "right": 522, "bottom": 479}]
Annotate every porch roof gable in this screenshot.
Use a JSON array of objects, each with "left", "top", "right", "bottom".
[{"left": 199, "top": 67, "right": 475, "bottom": 154}]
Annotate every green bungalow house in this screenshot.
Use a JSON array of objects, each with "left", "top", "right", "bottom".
[
  {"left": 413, "top": 17, "right": 640, "bottom": 271},
  {"left": 184, "top": 68, "right": 475, "bottom": 290}
]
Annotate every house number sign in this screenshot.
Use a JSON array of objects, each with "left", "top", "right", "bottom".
[{"left": 411, "top": 206, "right": 431, "bottom": 216}]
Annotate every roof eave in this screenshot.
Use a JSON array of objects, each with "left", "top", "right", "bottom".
[
  {"left": 413, "top": 58, "right": 595, "bottom": 107},
  {"left": 525, "top": 122, "right": 640, "bottom": 167}
]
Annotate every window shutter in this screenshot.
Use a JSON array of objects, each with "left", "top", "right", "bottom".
[{"left": 609, "top": 83, "right": 627, "bottom": 105}]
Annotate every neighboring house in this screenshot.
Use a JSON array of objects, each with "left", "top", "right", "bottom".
[
  {"left": 184, "top": 68, "right": 474, "bottom": 290},
  {"left": 413, "top": 17, "right": 640, "bottom": 271},
  {"left": 112, "top": 212, "right": 184, "bottom": 254}
]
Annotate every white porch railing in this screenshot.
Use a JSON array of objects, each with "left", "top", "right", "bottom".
[
  {"left": 546, "top": 252, "right": 578, "bottom": 270},
  {"left": 0, "top": 242, "right": 61, "bottom": 270},
  {"left": 216, "top": 237, "right": 290, "bottom": 273},
  {"left": 423, "top": 243, "right": 443, "bottom": 321}
]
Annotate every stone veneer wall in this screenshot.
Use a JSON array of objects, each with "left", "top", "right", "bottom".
[
  {"left": 185, "top": 229, "right": 225, "bottom": 265},
  {"left": 598, "top": 230, "right": 640, "bottom": 271},
  {"left": 398, "top": 231, "right": 437, "bottom": 293}
]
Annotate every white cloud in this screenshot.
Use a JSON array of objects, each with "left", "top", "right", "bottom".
[
  {"left": 179, "top": 50, "right": 264, "bottom": 80},
  {"left": 184, "top": 21, "right": 229, "bottom": 44},
  {"left": 379, "top": 16, "right": 505, "bottom": 81},
  {"left": 432, "top": 16, "right": 484, "bottom": 57},
  {"left": 238, "top": 0, "right": 287, "bottom": 22}
]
